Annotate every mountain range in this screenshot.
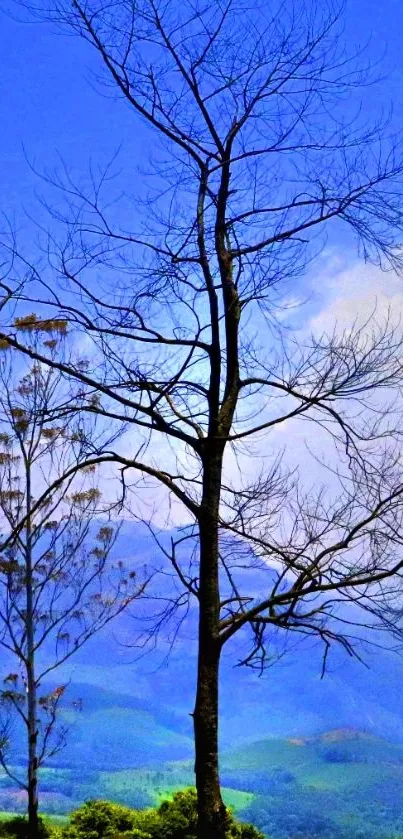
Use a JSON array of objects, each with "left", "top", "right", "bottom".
[{"left": 1, "top": 521, "right": 403, "bottom": 838}]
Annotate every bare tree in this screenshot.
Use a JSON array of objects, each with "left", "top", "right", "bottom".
[
  {"left": 3, "top": 1, "right": 403, "bottom": 837},
  {"left": 0, "top": 331, "right": 147, "bottom": 839}
]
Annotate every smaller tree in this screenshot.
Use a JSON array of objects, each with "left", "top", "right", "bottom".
[{"left": 0, "top": 329, "right": 147, "bottom": 839}]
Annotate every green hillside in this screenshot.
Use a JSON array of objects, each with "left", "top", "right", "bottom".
[
  {"left": 3, "top": 673, "right": 403, "bottom": 838},
  {"left": 225, "top": 730, "right": 403, "bottom": 839},
  {"left": 57, "top": 704, "right": 193, "bottom": 769},
  {"left": 2, "top": 727, "right": 403, "bottom": 839}
]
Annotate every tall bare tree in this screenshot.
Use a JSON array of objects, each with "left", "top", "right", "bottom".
[
  {"left": 0, "top": 331, "right": 147, "bottom": 839},
  {"left": 3, "top": 1, "right": 403, "bottom": 836}
]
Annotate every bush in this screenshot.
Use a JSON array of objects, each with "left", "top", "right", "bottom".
[
  {"left": 138, "top": 789, "right": 264, "bottom": 839},
  {"left": 0, "top": 816, "right": 59, "bottom": 839},
  {"left": 62, "top": 790, "right": 264, "bottom": 839},
  {"left": 62, "top": 801, "right": 139, "bottom": 839}
]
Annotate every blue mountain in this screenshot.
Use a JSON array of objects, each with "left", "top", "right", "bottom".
[
  {"left": 2, "top": 520, "right": 403, "bottom": 836},
  {"left": 49, "top": 520, "right": 403, "bottom": 754}
]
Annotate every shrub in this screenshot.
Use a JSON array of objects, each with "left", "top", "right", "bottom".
[
  {"left": 62, "top": 800, "right": 138, "bottom": 839},
  {"left": 0, "top": 816, "right": 58, "bottom": 839},
  {"left": 140, "top": 789, "right": 264, "bottom": 839},
  {"left": 62, "top": 790, "right": 264, "bottom": 839}
]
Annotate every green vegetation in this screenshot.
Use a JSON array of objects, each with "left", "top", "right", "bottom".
[
  {"left": 0, "top": 815, "right": 62, "bottom": 839},
  {"left": 225, "top": 732, "right": 403, "bottom": 839},
  {"left": 0, "top": 792, "right": 263, "bottom": 839},
  {"left": 62, "top": 792, "right": 263, "bottom": 839},
  {"left": 2, "top": 728, "right": 403, "bottom": 837}
]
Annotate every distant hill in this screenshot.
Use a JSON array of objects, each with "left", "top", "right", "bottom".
[
  {"left": 45, "top": 521, "right": 403, "bottom": 750},
  {"left": 224, "top": 729, "right": 403, "bottom": 839},
  {"left": 2, "top": 521, "right": 403, "bottom": 837},
  {"left": 2, "top": 724, "right": 403, "bottom": 838}
]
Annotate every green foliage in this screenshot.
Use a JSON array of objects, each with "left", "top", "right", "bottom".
[
  {"left": 153, "top": 789, "right": 198, "bottom": 839},
  {"left": 157, "top": 788, "right": 264, "bottom": 839},
  {"left": 0, "top": 815, "right": 60, "bottom": 839},
  {"left": 142, "top": 789, "right": 263, "bottom": 838},
  {"left": 60, "top": 791, "right": 263, "bottom": 839},
  {"left": 62, "top": 801, "right": 138, "bottom": 839},
  {"left": 46, "top": 828, "right": 63, "bottom": 839},
  {"left": 0, "top": 818, "right": 32, "bottom": 839}
]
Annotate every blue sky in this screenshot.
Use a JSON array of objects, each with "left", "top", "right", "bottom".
[
  {"left": 1, "top": 0, "right": 403, "bottom": 530},
  {"left": 1, "top": 0, "right": 403, "bottom": 226}
]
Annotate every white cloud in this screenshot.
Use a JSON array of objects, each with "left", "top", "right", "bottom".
[
  {"left": 308, "top": 254, "right": 403, "bottom": 335},
  {"left": 90, "top": 253, "right": 403, "bottom": 530}
]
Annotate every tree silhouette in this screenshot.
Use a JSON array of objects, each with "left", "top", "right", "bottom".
[
  {"left": 3, "top": 1, "right": 403, "bottom": 836},
  {"left": 0, "top": 329, "right": 147, "bottom": 838}
]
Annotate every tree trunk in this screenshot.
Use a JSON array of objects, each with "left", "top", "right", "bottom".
[
  {"left": 194, "top": 458, "right": 228, "bottom": 839},
  {"left": 27, "top": 674, "right": 39, "bottom": 839},
  {"left": 26, "top": 468, "right": 39, "bottom": 839},
  {"left": 193, "top": 630, "right": 227, "bottom": 839}
]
